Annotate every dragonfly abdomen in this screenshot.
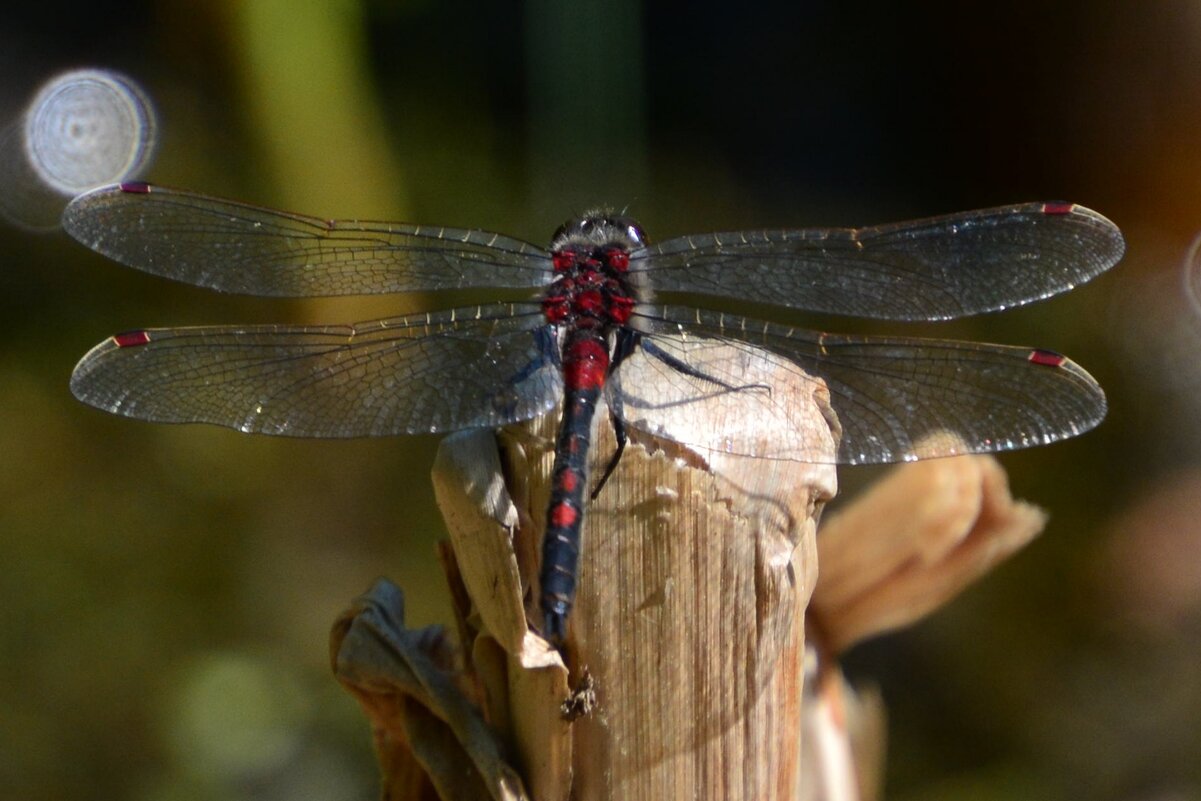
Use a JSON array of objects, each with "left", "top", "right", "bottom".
[{"left": 541, "top": 331, "right": 610, "bottom": 642}]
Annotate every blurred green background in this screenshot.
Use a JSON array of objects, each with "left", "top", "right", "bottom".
[{"left": 2, "top": 2, "right": 1200, "bottom": 800}]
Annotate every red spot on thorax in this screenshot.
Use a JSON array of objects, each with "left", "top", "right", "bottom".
[
  {"left": 1042, "top": 202, "right": 1074, "bottom": 216},
  {"left": 576, "top": 289, "right": 604, "bottom": 315},
  {"left": 550, "top": 502, "right": 579, "bottom": 529},
  {"left": 609, "top": 295, "right": 635, "bottom": 324},
  {"left": 113, "top": 330, "right": 151, "bottom": 347},
  {"left": 542, "top": 294, "right": 570, "bottom": 323},
  {"left": 119, "top": 181, "right": 151, "bottom": 194},
  {"left": 606, "top": 249, "right": 630, "bottom": 270},
  {"left": 1028, "top": 349, "right": 1066, "bottom": 367},
  {"left": 544, "top": 244, "right": 637, "bottom": 329}
]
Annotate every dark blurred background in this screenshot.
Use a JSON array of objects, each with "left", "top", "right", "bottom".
[{"left": 2, "top": 2, "right": 1200, "bottom": 800}]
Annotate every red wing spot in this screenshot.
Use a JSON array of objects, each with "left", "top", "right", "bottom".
[
  {"left": 1042, "top": 202, "right": 1074, "bottom": 216},
  {"left": 118, "top": 181, "right": 152, "bottom": 194},
  {"left": 550, "top": 502, "right": 579, "bottom": 529},
  {"left": 113, "top": 330, "right": 151, "bottom": 348},
  {"left": 1028, "top": 349, "right": 1066, "bottom": 367}
]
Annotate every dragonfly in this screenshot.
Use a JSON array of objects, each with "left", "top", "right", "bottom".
[{"left": 63, "top": 182, "right": 1125, "bottom": 642}]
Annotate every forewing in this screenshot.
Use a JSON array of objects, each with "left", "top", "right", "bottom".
[
  {"left": 62, "top": 183, "right": 554, "bottom": 296},
  {"left": 618, "top": 306, "right": 1106, "bottom": 464},
  {"left": 636, "top": 203, "right": 1124, "bottom": 320},
  {"left": 71, "top": 303, "right": 563, "bottom": 437}
]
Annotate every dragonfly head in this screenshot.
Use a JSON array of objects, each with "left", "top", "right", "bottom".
[{"left": 551, "top": 211, "right": 648, "bottom": 253}]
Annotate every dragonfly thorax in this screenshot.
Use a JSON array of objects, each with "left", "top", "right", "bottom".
[{"left": 543, "top": 213, "right": 649, "bottom": 329}]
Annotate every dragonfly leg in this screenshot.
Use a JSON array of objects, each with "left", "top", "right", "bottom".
[
  {"left": 591, "top": 415, "right": 627, "bottom": 500},
  {"left": 510, "top": 326, "right": 560, "bottom": 382},
  {"left": 491, "top": 326, "right": 561, "bottom": 418},
  {"left": 639, "top": 337, "right": 769, "bottom": 393},
  {"left": 544, "top": 602, "right": 570, "bottom": 644},
  {"left": 590, "top": 329, "right": 639, "bottom": 499}
]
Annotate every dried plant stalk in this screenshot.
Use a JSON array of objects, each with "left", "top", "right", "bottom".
[
  {"left": 331, "top": 580, "right": 531, "bottom": 800},
  {"left": 811, "top": 452, "right": 1046, "bottom": 655},
  {"left": 433, "top": 341, "right": 839, "bottom": 801}
]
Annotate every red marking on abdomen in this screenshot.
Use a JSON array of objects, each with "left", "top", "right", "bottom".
[
  {"left": 557, "top": 470, "right": 579, "bottom": 493},
  {"left": 566, "top": 338, "right": 608, "bottom": 362},
  {"left": 550, "top": 502, "right": 579, "bottom": 529},
  {"left": 564, "top": 338, "right": 610, "bottom": 390},
  {"left": 118, "top": 181, "right": 152, "bottom": 194},
  {"left": 1042, "top": 202, "right": 1074, "bottom": 216},
  {"left": 113, "top": 330, "right": 151, "bottom": 348},
  {"left": 1028, "top": 348, "right": 1066, "bottom": 367}
]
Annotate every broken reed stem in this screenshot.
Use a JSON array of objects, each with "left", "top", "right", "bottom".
[{"left": 433, "top": 342, "right": 839, "bottom": 800}]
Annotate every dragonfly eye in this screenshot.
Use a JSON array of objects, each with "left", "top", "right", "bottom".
[
  {"left": 551, "top": 216, "right": 598, "bottom": 247},
  {"left": 606, "top": 215, "right": 648, "bottom": 247},
  {"left": 552, "top": 219, "right": 588, "bottom": 241},
  {"left": 551, "top": 213, "right": 646, "bottom": 251}
]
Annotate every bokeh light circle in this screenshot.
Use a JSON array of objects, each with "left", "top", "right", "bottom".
[
  {"left": 22, "top": 68, "right": 156, "bottom": 194},
  {"left": 1184, "top": 231, "right": 1201, "bottom": 321}
]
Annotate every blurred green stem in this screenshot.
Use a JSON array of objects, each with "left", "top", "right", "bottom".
[{"left": 223, "top": 0, "right": 408, "bottom": 219}]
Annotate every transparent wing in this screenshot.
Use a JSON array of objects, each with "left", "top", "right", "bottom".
[
  {"left": 634, "top": 203, "right": 1124, "bottom": 320},
  {"left": 615, "top": 306, "right": 1106, "bottom": 465},
  {"left": 62, "top": 183, "right": 554, "bottom": 296},
  {"left": 70, "top": 303, "right": 563, "bottom": 437}
]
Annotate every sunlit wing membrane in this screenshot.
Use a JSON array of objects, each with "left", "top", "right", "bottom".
[
  {"left": 62, "top": 183, "right": 554, "bottom": 296},
  {"left": 70, "top": 303, "right": 562, "bottom": 437},
  {"left": 635, "top": 203, "right": 1124, "bottom": 320},
  {"left": 618, "top": 306, "right": 1105, "bottom": 464}
]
